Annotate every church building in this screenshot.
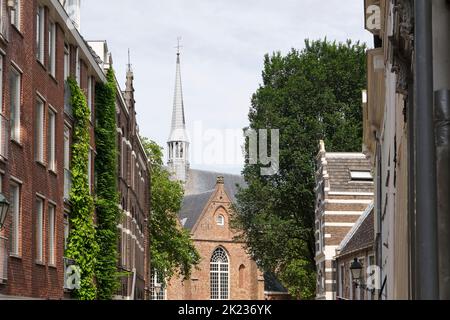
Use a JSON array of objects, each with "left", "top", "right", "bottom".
[{"left": 151, "top": 48, "right": 264, "bottom": 300}]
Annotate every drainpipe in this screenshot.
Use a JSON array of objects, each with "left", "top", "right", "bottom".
[
  {"left": 414, "top": 0, "right": 439, "bottom": 300},
  {"left": 436, "top": 90, "right": 450, "bottom": 299}
]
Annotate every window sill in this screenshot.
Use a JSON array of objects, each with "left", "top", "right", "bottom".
[
  {"left": 10, "top": 24, "right": 23, "bottom": 38},
  {"left": 49, "top": 169, "right": 58, "bottom": 176},
  {"left": 36, "top": 160, "right": 47, "bottom": 169},
  {"left": 48, "top": 264, "right": 57, "bottom": 269},
  {"left": 35, "top": 261, "right": 46, "bottom": 267},
  {"left": 9, "top": 253, "right": 22, "bottom": 260},
  {"left": 37, "top": 59, "right": 46, "bottom": 71},
  {"left": 49, "top": 73, "right": 58, "bottom": 85},
  {"left": 11, "top": 139, "right": 23, "bottom": 148}
]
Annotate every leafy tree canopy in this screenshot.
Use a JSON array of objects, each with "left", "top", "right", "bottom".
[
  {"left": 141, "top": 137, "right": 201, "bottom": 283},
  {"left": 232, "top": 39, "right": 367, "bottom": 299}
]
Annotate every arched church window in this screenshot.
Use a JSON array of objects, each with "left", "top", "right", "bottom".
[
  {"left": 210, "top": 247, "right": 229, "bottom": 300},
  {"left": 176, "top": 142, "right": 180, "bottom": 158},
  {"left": 180, "top": 143, "right": 184, "bottom": 158},
  {"left": 216, "top": 214, "right": 225, "bottom": 226}
]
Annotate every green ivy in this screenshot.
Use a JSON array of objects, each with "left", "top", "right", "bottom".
[
  {"left": 65, "top": 77, "right": 99, "bottom": 300},
  {"left": 94, "top": 68, "right": 121, "bottom": 299}
]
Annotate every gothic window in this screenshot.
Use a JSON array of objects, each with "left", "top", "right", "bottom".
[
  {"left": 216, "top": 214, "right": 225, "bottom": 226},
  {"left": 210, "top": 247, "right": 229, "bottom": 300}
]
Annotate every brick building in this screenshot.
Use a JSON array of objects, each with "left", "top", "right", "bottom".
[
  {"left": 335, "top": 205, "right": 375, "bottom": 300},
  {"left": 152, "top": 51, "right": 264, "bottom": 300},
  {"left": 314, "top": 140, "right": 374, "bottom": 300},
  {"left": 164, "top": 173, "right": 264, "bottom": 300},
  {"left": 0, "top": 0, "right": 149, "bottom": 299}
]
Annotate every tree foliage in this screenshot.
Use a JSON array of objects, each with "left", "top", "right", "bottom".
[
  {"left": 65, "top": 77, "right": 99, "bottom": 300},
  {"left": 94, "top": 68, "right": 121, "bottom": 299},
  {"left": 141, "top": 137, "right": 201, "bottom": 283},
  {"left": 232, "top": 39, "right": 367, "bottom": 299}
]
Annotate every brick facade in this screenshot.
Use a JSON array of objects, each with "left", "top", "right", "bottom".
[
  {"left": 165, "top": 177, "right": 264, "bottom": 300},
  {"left": 0, "top": 0, "right": 149, "bottom": 299}
]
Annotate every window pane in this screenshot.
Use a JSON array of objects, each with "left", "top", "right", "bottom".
[
  {"left": 35, "top": 99, "right": 44, "bottom": 162},
  {"left": 36, "top": 198, "right": 44, "bottom": 262},
  {"left": 48, "top": 109, "right": 56, "bottom": 171},
  {"left": 10, "top": 184, "right": 20, "bottom": 255},
  {"left": 48, "top": 205, "right": 55, "bottom": 265},
  {"left": 9, "top": 69, "right": 20, "bottom": 141}
]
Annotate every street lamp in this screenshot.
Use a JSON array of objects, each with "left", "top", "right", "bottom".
[
  {"left": 350, "top": 258, "right": 363, "bottom": 283},
  {"left": 0, "top": 193, "right": 10, "bottom": 230}
]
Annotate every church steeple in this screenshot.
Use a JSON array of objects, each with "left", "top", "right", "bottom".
[
  {"left": 167, "top": 39, "right": 190, "bottom": 183},
  {"left": 125, "top": 49, "right": 136, "bottom": 136}
]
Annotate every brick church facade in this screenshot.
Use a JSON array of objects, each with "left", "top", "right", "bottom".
[{"left": 152, "top": 50, "right": 264, "bottom": 300}]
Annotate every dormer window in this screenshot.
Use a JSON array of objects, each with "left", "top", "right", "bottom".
[
  {"left": 350, "top": 170, "right": 372, "bottom": 182},
  {"left": 216, "top": 214, "right": 224, "bottom": 226}
]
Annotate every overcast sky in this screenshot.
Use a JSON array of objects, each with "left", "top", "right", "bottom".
[{"left": 81, "top": 0, "right": 372, "bottom": 174}]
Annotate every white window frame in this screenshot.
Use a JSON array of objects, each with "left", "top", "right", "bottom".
[
  {"left": 63, "top": 125, "right": 71, "bottom": 199},
  {"left": 35, "top": 196, "right": 44, "bottom": 263},
  {"left": 10, "top": 0, "right": 20, "bottom": 29},
  {"left": 350, "top": 170, "right": 372, "bottom": 181},
  {"left": 48, "top": 107, "right": 56, "bottom": 171},
  {"left": 88, "top": 147, "right": 92, "bottom": 194},
  {"left": 64, "top": 43, "right": 70, "bottom": 80},
  {"left": 9, "top": 182, "right": 21, "bottom": 256},
  {"left": 9, "top": 66, "right": 21, "bottom": 142},
  {"left": 48, "top": 20, "right": 56, "bottom": 77},
  {"left": 210, "top": 247, "right": 230, "bottom": 300},
  {"left": 48, "top": 203, "right": 56, "bottom": 266},
  {"left": 216, "top": 214, "right": 224, "bottom": 226},
  {"left": 87, "top": 76, "right": 93, "bottom": 117},
  {"left": 36, "top": 5, "right": 45, "bottom": 63},
  {"left": 75, "top": 48, "right": 80, "bottom": 85},
  {"left": 35, "top": 97, "right": 45, "bottom": 163}
]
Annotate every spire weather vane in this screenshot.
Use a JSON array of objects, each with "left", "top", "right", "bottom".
[{"left": 175, "top": 37, "right": 183, "bottom": 55}]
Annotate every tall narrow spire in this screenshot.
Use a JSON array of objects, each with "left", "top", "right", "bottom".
[{"left": 168, "top": 39, "right": 190, "bottom": 183}]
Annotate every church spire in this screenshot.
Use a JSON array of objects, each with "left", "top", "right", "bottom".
[{"left": 168, "top": 38, "right": 190, "bottom": 183}]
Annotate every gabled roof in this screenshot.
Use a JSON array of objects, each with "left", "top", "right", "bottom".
[
  {"left": 264, "top": 273, "right": 288, "bottom": 293},
  {"left": 178, "top": 169, "right": 246, "bottom": 230},
  {"left": 338, "top": 203, "right": 375, "bottom": 256}
]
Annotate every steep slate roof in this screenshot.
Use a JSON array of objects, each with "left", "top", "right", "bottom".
[
  {"left": 179, "top": 169, "right": 246, "bottom": 230},
  {"left": 338, "top": 204, "right": 375, "bottom": 256},
  {"left": 325, "top": 153, "right": 373, "bottom": 193}
]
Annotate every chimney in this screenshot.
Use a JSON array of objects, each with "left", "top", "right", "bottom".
[{"left": 61, "top": 0, "right": 81, "bottom": 31}]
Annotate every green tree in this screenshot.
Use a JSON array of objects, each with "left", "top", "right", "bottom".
[
  {"left": 141, "top": 137, "right": 200, "bottom": 283},
  {"left": 232, "top": 39, "right": 367, "bottom": 299},
  {"left": 94, "top": 68, "right": 121, "bottom": 299}
]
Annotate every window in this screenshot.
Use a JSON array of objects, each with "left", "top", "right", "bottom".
[
  {"left": 35, "top": 197, "right": 44, "bottom": 263},
  {"left": 88, "top": 148, "right": 92, "bottom": 194},
  {"left": 63, "top": 213, "right": 69, "bottom": 251},
  {"left": 216, "top": 214, "right": 224, "bottom": 226},
  {"left": 150, "top": 270, "right": 166, "bottom": 300},
  {"left": 10, "top": 0, "right": 20, "bottom": 29},
  {"left": 64, "top": 125, "right": 71, "bottom": 199},
  {"left": 64, "top": 43, "right": 70, "bottom": 80},
  {"left": 48, "top": 204, "right": 56, "bottom": 265},
  {"left": 238, "top": 265, "right": 245, "bottom": 289},
  {"left": 36, "top": 6, "right": 45, "bottom": 62},
  {"left": 87, "top": 76, "right": 93, "bottom": 117},
  {"left": 75, "top": 48, "right": 80, "bottom": 85},
  {"left": 48, "top": 21, "right": 56, "bottom": 77},
  {"left": 9, "top": 67, "right": 21, "bottom": 142},
  {"left": 10, "top": 183, "right": 20, "bottom": 256},
  {"left": 48, "top": 108, "right": 56, "bottom": 171},
  {"left": 210, "top": 247, "right": 229, "bottom": 300},
  {"left": 350, "top": 170, "right": 373, "bottom": 182},
  {"left": 35, "top": 98, "right": 45, "bottom": 163}
]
